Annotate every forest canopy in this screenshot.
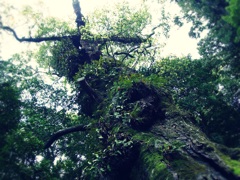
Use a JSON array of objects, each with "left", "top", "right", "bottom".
[{"left": 0, "top": 0, "right": 240, "bottom": 179}]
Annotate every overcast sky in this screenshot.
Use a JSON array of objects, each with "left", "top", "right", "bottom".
[{"left": 0, "top": 0, "right": 201, "bottom": 60}]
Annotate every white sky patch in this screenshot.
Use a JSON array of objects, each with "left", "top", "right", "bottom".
[
  {"left": 53, "top": 154, "right": 67, "bottom": 165},
  {"left": 36, "top": 155, "right": 44, "bottom": 162},
  {"left": 162, "top": 23, "right": 200, "bottom": 58}
]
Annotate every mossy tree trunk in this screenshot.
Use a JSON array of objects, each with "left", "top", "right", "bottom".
[
  {"left": 87, "top": 74, "right": 240, "bottom": 180},
  {"left": 47, "top": 55, "right": 239, "bottom": 179},
  {"left": 37, "top": 47, "right": 240, "bottom": 179}
]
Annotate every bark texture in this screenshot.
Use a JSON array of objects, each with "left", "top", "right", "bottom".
[{"left": 94, "top": 81, "right": 240, "bottom": 180}]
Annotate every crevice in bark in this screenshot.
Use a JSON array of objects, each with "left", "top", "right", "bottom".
[
  {"left": 189, "top": 143, "right": 240, "bottom": 180},
  {"left": 77, "top": 77, "right": 103, "bottom": 103}
]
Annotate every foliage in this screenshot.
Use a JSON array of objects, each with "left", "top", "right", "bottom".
[
  {"left": 171, "top": 0, "right": 240, "bottom": 146},
  {"left": 174, "top": 0, "right": 239, "bottom": 74},
  {"left": 84, "top": 1, "right": 168, "bottom": 66},
  {"left": 0, "top": 83, "right": 20, "bottom": 135},
  {"left": 21, "top": 4, "right": 74, "bottom": 38},
  {"left": 0, "top": 60, "right": 35, "bottom": 179},
  {"left": 36, "top": 39, "right": 80, "bottom": 79},
  {"left": 0, "top": 56, "right": 83, "bottom": 178},
  {"left": 88, "top": 1, "right": 151, "bottom": 38},
  {"left": 151, "top": 57, "right": 240, "bottom": 146},
  {"left": 173, "top": 0, "right": 229, "bottom": 38},
  {"left": 222, "top": 0, "right": 240, "bottom": 42}
]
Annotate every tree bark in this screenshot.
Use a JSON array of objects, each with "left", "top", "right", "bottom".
[
  {"left": 77, "top": 77, "right": 103, "bottom": 102},
  {"left": 95, "top": 82, "right": 240, "bottom": 180}
]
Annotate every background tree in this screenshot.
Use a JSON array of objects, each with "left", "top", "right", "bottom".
[
  {"left": 170, "top": 0, "right": 240, "bottom": 146},
  {"left": 223, "top": 0, "right": 240, "bottom": 42}
]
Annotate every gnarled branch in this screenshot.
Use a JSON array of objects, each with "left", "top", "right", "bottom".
[
  {"left": 44, "top": 124, "right": 91, "bottom": 149},
  {"left": 1, "top": 25, "right": 145, "bottom": 45},
  {"left": 1, "top": 25, "right": 80, "bottom": 43}
]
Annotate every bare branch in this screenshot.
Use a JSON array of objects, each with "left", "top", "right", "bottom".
[
  {"left": 146, "top": 23, "right": 163, "bottom": 39},
  {"left": 114, "top": 52, "right": 134, "bottom": 58},
  {"left": 44, "top": 124, "right": 91, "bottom": 149}
]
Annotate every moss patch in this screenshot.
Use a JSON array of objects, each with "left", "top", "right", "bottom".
[
  {"left": 131, "top": 147, "right": 173, "bottom": 180},
  {"left": 169, "top": 153, "right": 206, "bottom": 179},
  {"left": 131, "top": 133, "right": 173, "bottom": 179},
  {"left": 142, "top": 150, "right": 170, "bottom": 180},
  {"left": 216, "top": 145, "right": 240, "bottom": 176},
  {"left": 220, "top": 154, "right": 240, "bottom": 176}
]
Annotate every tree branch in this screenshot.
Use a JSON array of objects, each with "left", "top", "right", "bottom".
[
  {"left": 114, "top": 52, "right": 134, "bottom": 58},
  {"left": 1, "top": 25, "right": 145, "bottom": 45},
  {"left": 44, "top": 124, "right": 91, "bottom": 149},
  {"left": 72, "top": 0, "right": 85, "bottom": 28},
  {"left": 1, "top": 25, "right": 77, "bottom": 43}
]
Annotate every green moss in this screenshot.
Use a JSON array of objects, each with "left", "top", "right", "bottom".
[
  {"left": 216, "top": 145, "right": 240, "bottom": 176},
  {"left": 141, "top": 150, "right": 171, "bottom": 180},
  {"left": 130, "top": 103, "right": 141, "bottom": 118},
  {"left": 220, "top": 155, "right": 240, "bottom": 175},
  {"left": 132, "top": 133, "right": 173, "bottom": 179},
  {"left": 132, "top": 133, "right": 156, "bottom": 146},
  {"left": 170, "top": 154, "right": 206, "bottom": 179},
  {"left": 131, "top": 146, "right": 173, "bottom": 180}
]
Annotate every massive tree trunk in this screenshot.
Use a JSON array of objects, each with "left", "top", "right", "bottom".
[{"left": 90, "top": 80, "right": 240, "bottom": 180}]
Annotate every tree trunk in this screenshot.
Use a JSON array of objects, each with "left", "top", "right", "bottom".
[{"left": 93, "top": 81, "right": 240, "bottom": 180}]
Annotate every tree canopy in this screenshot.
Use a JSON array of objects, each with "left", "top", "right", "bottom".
[{"left": 0, "top": 0, "right": 240, "bottom": 179}]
